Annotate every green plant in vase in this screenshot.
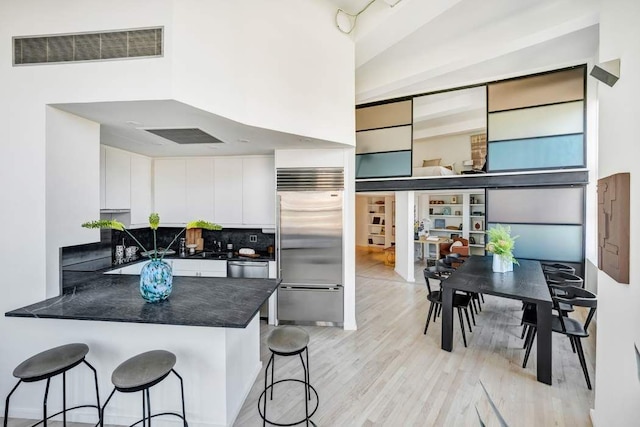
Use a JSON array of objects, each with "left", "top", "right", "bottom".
[
  {"left": 485, "top": 224, "right": 518, "bottom": 272},
  {"left": 82, "top": 214, "right": 221, "bottom": 302}
]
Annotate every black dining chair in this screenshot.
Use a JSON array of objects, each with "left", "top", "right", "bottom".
[
  {"left": 423, "top": 267, "right": 474, "bottom": 347},
  {"left": 521, "top": 284, "right": 597, "bottom": 389},
  {"left": 438, "top": 255, "right": 483, "bottom": 314},
  {"left": 541, "top": 262, "right": 576, "bottom": 276}
]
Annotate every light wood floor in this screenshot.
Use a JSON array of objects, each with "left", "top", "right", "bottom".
[{"left": 234, "top": 249, "right": 595, "bottom": 426}]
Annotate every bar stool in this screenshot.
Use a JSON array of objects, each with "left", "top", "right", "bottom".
[
  {"left": 4, "top": 343, "right": 100, "bottom": 427},
  {"left": 258, "top": 326, "right": 318, "bottom": 426},
  {"left": 101, "top": 350, "right": 187, "bottom": 427}
]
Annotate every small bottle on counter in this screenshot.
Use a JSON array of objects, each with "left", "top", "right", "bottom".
[
  {"left": 227, "top": 240, "right": 233, "bottom": 251},
  {"left": 179, "top": 238, "right": 186, "bottom": 257}
]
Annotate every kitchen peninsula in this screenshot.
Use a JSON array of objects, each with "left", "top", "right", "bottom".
[{"left": 5, "top": 271, "right": 280, "bottom": 427}]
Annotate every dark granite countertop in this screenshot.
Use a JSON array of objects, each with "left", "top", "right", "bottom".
[{"left": 6, "top": 272, "right": 280, "bottom": 328}]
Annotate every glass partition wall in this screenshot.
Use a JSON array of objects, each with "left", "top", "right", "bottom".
[{"left": 355, "top": 65, "right": 588, "bottom": 273}]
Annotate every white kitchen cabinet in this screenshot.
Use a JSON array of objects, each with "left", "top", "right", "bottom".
[
  {"left": 242, "top": 157, "right": 275, "bottom": 227},
  {"left": 104, "top": 146, "right": 131, "bottom": 209},
  {"left": 154, "top": 159, "right": 187, "bottom": 224},
  {"left": 130, "top": 154, "right": 152, "bottom": 226},
  {"left": 169, "top": 259, "right": 226, "bottom": 277},
  {"left": 186, "top": 158, "right": 215, "bottom": 221},
  {"left": 214, "top": 157, "right": 243, "bottom": 226}
]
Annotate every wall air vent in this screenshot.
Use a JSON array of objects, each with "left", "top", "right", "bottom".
[
  {"left": 144, "top": 128, "right": 225, "bottom": 145},
  {"left": 13, "top": 27, "right": 163, "bottom": 66}
]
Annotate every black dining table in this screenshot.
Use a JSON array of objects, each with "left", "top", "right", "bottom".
[{"left": 440, "top": 256, "right": 553, "bottom": 385}]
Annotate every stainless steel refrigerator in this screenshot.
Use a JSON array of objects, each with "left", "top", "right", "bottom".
[{"left": 276, "top": 168, "right": 344, "bottom": 325}]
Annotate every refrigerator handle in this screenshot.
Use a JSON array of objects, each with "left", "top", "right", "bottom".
[{"left": 276, "top": 194, "right": 281, "bottom": 279}]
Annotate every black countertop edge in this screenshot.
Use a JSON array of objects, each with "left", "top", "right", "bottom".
[{"left": 6, "top": 274, "right": 281, "bottom": 329}]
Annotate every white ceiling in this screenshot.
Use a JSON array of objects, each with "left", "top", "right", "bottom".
[
  {"left": 52, "top": 100, "right": 344, "bottom": 157},
  {"left": 55, "top": 0, "right": 600, "bottom": 156}
]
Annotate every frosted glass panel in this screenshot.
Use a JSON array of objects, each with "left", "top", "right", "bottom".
[
  {"left": 356, "top": 125, "right": 412, "bottom": 154},
  {"left": 488, "top": 67, "right": 584, "bottom": 112},
  {"left": 356, "top": 151, "right": 411, "bottom": 178},
  {"left": 487, "top": 187, "right": 583, "bottom": 224},
  {"left": 356, "top": 100, "right": 412, "bottom": 131},
  {"left": 488, "top": 223, "right": 583, "bottom": 262},
  {"left": 488, "top": 101, "right": 583, "bottom": 141},
  {"left": 488, "top": 134, "right": 584, "bottom": 171}
]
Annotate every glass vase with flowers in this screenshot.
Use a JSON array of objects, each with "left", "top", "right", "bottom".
[{"left": 485, "top": 224, "right": 518, "bottom": 273}]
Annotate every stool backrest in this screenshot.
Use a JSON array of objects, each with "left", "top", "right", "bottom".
[
  {"left": 423, "top": 267, "right": 449, "bottom": 297},
  {"left": 546, "top": 271, "right": 584, "bottom": 288},
  {"left": 542, "top": 262, "right": 576, "bottom": 275}
]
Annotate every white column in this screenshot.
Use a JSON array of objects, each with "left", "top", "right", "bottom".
[{"left": 394, "top": 191, "right": 415, "bottom": 282}]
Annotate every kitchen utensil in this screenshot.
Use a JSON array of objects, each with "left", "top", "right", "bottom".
[
  {"left": 186, "top": 243, "right": 197, "bottom": 255},
  {"left": 239, "top": 248, "right": 255, "bottom": 255}
]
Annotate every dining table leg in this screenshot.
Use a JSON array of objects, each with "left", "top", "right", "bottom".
[
  {"left": 536, "top": 300, "right": 553, "bottom": 385},
  {"left": 441, "top": 287, "right": 454, "bottom": 351}
]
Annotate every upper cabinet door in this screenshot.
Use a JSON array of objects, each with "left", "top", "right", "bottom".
[
  {"left": 154, "top": 159, "right": 187, "bottom": 224},
  {"left": 130, "top": 155, "right": 152, "bottom": 226},
  {"left": 104, "top": 147, "right": 131, "bottom": 209},
  {"left": 214, "top": 157, "right": 243, "bottom": 226},
  {"left": 186, "top": 158, "right": 215, "bottom": 222},
  {"left": 242, "top": 157, "right": 275, "bottom": 227}
]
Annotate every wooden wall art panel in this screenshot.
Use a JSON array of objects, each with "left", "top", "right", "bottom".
[{"left": 598, "top": 172, "right": 630, "bottom": 284}]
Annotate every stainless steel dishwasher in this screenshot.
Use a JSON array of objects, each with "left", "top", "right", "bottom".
[
  {"left": 227, "top": 260, "right": 269, "bottom": 278},
  {"left": 227, "top": 260, "right": 270, "bottom": 318}
]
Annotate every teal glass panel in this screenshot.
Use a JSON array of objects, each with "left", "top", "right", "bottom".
[
  {"left": 488, "top": 223, "right": 583, "bottom": 262},
  {"left": 356, "top": 150, "right": 411, "bottom": 178},
  {"left": 488, "top": 134, "right": 584, "bottom": 171}
]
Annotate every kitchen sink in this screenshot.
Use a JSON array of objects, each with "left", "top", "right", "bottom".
[{"left": 188, "top": 251, "right": 232, "bottom": 259}]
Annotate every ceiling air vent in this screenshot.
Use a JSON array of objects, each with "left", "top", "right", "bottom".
[
  {"left": 144, "top": 128, "right": 225, "bottom": 145},
  {"left": 13, "top": 27, "right": 163, "bottom": 65}
]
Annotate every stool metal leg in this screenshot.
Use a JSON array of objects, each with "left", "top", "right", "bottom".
[
  {"left": 83, "top": 360, "right": 101, "bottom": 421},
  {"left": 142, "top": 391, "right": 147, "bottom": 427},
  {"left": 43, "top": 378, "right": 50, "bottom": 427},
  {"left": 4, "top": 380, "right": 22, "bottom": 427},
  {"left": 101, "top": 388, "right": 116, "bottom": 427},
  {"left": 270, "top": 355, "right": 275, "bottom": 400},
  {"left": 171, "top": 369, "right": 187, "bottom": 427},
  {"left": 299, "top": 353, "right": 309, "bottom": 426},
  {"left": 62, "top": 372, "right": 67, "bottom": 426},
  {"left": 146, "top": 388, "right": 152, "bottom": 427},
  {"left": 263, "top": 354, "right": 274, "bottom": 427},
  {"left": 305, "top": 348, "right": 311, "bottom": 401}
]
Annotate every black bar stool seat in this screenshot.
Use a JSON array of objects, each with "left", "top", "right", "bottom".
[
  {"left": 259, "top": 326, "right": 318, "bottom": 426},
  {"left": 101, "top": 350, "right": 187, "bottom": 427},
  {"left": 4, "top": 343, "right": 100, "bottom": 427}
]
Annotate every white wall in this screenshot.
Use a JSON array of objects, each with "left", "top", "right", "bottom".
[
  {"left": 593, "top": 0, "right": 640, "bottom": 424},
  {"left": 355, "top": 195, "right": 370, "bottom": 246},
  {"left": 46, "top": 108, "right": 101, "bottom": 297},
  {"left": 394, "top": 191, "right": 415, "bottom": 283},
  {"left": 0, "top": 0, "right": 356, "bottom": 420},
  {"left": 172, "top": 0, "right": 355, "bottom": 146}
]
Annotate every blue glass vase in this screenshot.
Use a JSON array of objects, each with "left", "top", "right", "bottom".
[{"left": 139, "top": 259, "right": 173, "bottom": 303}]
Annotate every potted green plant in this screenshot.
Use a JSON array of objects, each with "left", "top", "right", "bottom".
[
  {"left": 82, "top": 214, "right": 221, "bottom": 302},
  {"left": 485, "top": 224, "right": 518, "bottom": 273}
]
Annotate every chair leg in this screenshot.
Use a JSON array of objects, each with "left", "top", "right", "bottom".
[
  {"left": 574, "top": 338, "right": 592, "bottom": 390},
  {"left": 270, "top": 353, "right": 276, "bottom": 400},
  {"left": 464, "top": 308, "right": 473, "bottom": 333},
  {"left": 569, "top": 336, "right": 577, "bottom": 353},
  {"left": 142, "top": 391, "right": 147, "bottom": 427},
  {"left": 424, "top": 302, "right": 435, "bottom": 334},
  {"left": 437, "top": 305, "right": 442, "bottom": 318},
  {"left": 523, "top": 326, "right": 532, "bottom": 349},
  {"left": 146, "top": 388, "right": 151, "bottom": 427},
  {"left": 43, "top": 378, "right": 50, "bottom": 427},
  {"left": 172, "top": 369, "right": 187, "bottom": 426},
  {"left": 469, "top": 305, "right": 476, "bottom": 326},
  {"left": 480, "top": 294, "right": 485, "bottom": 303},
  {"left": 523, "top": 328, "right": 537, "bottom": 368},
  {"left": 299, "top": 353, "right": 310, "bottom": 426},
  {"left": 457, "top": 308, "right": 467, "bottom": 348},
  {"left": 263, "top": 353, "right": 273, "bottom": 427},
  {"left": 101, "top": 388, "right": 116, "bottom": 427},
  {"left": 62, "top": 372, "right": 67, "bottom": 426},
  {"left": 84, "top": 360, "right": 101, "bottom": 421},
  {"left": 305, "top": 347, "right": 311, "bottom": 401},
  {"left": 521, "top": 324, "right": 528, "bottom": 340},
  {"left": 4, "top": 380, "right": 22, "bottom": 427}
]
